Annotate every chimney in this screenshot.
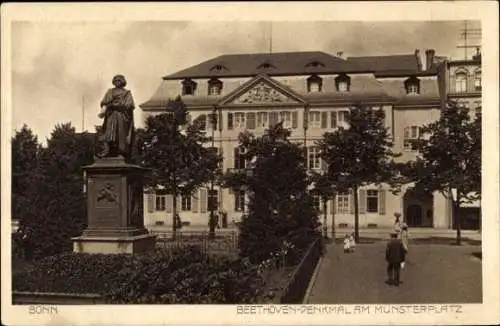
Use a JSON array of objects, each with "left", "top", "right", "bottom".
[
  {"left": 415, "top": 49, "right": 422, "bottom": 71},
  {"left": 336, "top": 51, "right": 344, "bottom": 58},
  {"left": 425, "top": 49, "right": 435, "bottom": 70}
]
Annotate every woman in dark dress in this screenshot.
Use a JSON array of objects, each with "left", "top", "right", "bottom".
[{"left": 97, "top": 74, "right": 135, "bottom": 158}]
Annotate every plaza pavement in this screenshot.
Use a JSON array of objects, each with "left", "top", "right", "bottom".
[{"left": 305, "top": 242, "right": 482, "bottom": 304}]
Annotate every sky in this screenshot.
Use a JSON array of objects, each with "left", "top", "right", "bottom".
[{"left": 11, "top": 20, "right": 481, "bottom": 144}]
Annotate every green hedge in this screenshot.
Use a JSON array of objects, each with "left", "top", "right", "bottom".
[{"left": 13, "top": 246, "right": 270, "bottom": 304}]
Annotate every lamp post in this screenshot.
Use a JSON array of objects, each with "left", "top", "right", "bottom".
[
  {"left": 451, "top": 187, "right": 461, "bottom": 245},
  {"left": 208, "top": 106, "right": 218, "bottom": 239}
]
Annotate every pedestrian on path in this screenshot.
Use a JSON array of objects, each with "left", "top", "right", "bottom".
[
  {"left": 393, "top": 212, "right": 403, "bottom": 238},
  {"left": 400, "top": 223, "right": 409, "bottom": 269},
  {"left": 343, "top": 234, "right": 351, "bottom": 253},
  {"left": 349, "top": 233, "right": 356, "bottom": 252},
  {"left": 385, "top": 232, "right": 406, "bottom": 286}
]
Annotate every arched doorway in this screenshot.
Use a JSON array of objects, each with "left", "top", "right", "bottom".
[{"left": 403, "top": 188, "right": 434, "bottom": 227}]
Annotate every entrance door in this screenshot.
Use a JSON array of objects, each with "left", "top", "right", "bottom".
[{"left": 406, "top": 204, "right": 422, "bottom": 227}]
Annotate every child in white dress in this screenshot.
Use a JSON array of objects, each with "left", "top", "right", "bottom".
[{"left": 343, "top": 234, "right": 351, "bottom": 253}]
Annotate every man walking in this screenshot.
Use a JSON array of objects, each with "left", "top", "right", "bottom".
[{"left": 385, "top": 232, "right": 406, "bottom": 286}]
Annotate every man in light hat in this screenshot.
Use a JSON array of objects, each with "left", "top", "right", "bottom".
[{"left": 385, "top": 232, "right": 406, "bottom": 286}]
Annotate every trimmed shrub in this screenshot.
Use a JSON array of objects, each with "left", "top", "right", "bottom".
[{"left": 13, "top": 247, "right": 270, "bottom": 304}]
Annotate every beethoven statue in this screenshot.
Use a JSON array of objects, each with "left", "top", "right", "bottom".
[{"left": 95, "top": 74, "right": 135, "bottom": 159}]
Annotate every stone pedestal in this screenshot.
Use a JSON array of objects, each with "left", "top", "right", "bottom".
[{"left": 72, "top": 157, "right": 156, "bottom": 254}]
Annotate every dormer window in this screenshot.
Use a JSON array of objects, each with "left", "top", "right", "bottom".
[
  {"left": 305, "top": 61, "right": 326, "bottom": 68},
  {"left": 210, "top": 64, "right": 229, "bottom": 72},
  {"left": 182, "top": 79, "right": 197, "bottom": 96},
  {"left": 257, "top": 62, "right": 277, "bottom": 70},
  {"left": 335, "top": 74, "right": 351, "bottom": 92},
  {"left": 208, "top": 78, "right": 223, "bottom": 96},
  {"left": 404, "top": 77, "right": 420, "bottom": 95},
  {"left": 307, "top": 75, "right": 322, "bottom": 93}
]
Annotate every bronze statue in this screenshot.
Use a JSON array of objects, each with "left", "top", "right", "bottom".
[{"left": 96, "top": 74, "right": 135, "bottom": 159}]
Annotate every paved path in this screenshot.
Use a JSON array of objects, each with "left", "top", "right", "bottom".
[{"left": 307, "top": 243, "right": 482, "bottom": 304}]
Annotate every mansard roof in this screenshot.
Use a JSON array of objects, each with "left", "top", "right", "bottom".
[{"left": 164, "top": 51, "right": 369, "bottom": 79}]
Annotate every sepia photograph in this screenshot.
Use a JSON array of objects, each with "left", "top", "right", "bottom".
[{"left": 1, "top": 2, "right": 499, "bottom": 326}]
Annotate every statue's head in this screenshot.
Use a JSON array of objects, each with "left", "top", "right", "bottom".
[{"left": 112, "top": 74, "right": 127, "bottom": 88}]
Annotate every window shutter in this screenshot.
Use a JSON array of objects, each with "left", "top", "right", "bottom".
[
  {"left": 234, "top": 192, "right": 238, "bottom": 212},
  {"left": 349, "top": 190, "right": 355, "bottom": 214},
  {"left": 234, "top": 148, "right": 240, "bottom": 169},
  {"left": 379, "top": 189, "right": 386, "bottom": 215},
  {"left": 146, "top": 194, "right": 154, "bottom": 213},
  {"left": 247, "top": 112, "right": 256, "bottom": 130},
  {"left": 166, "top": 195, "right": 173, "bottom": 213},
  {"left": 228, "top": 113, "right": 233, "bottom": 130},
  {"left": 321, "top": 112, "right": 328, "bottom": 128},
  {"left": 218, "top": 112, "right": 223, "bottom": 131},
  {"left": 331, "top": 112, "right": 337, "bottom": 128},
  {"left": 359, "top": 190, "right": 366, "bottom": 214},
  {"left": 191, "top": 191, "right": 199, "bottom": 213},
  {"left": 200, "top": 189, "right": 207, "bottom": 213},
  {"left": 292, "top": 112, "right": 298, "bottom": 128}
]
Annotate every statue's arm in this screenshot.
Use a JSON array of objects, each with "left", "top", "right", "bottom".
[{"left": 100, "top": 89, "right": 114, "bottom": 107}]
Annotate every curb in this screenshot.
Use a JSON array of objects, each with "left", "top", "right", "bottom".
[{"left": 302, "top": 255, "right": 324, "bottom": 304}]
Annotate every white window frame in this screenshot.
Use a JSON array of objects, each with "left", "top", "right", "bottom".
[
  {"left": 337, "top": 81, "right": 348, "bottom": 92},
  {"left": 208, "top": 80, "right": 222, "bottom": 96},
  {"left": 336, "top": 192, "right": 349, "bottom": 213},
  {"left": 309, "top": 111, "right": 321, "bottom": 129},
  {"left": 256, "top": 112, "right": 268, "bottom": 128},
  {"left": 280, "top": 111, "right": 292, "bottom": 128},
  {"left": 312, "top": 195, "right": 321, "bottom": 212},
  {"left": 309, "top": 81, "right": 321, "bottom": 93},
  {"left": 235, "top": 190, "right": 245, "bottom": 212},
  {"left": 455, "top": 73, "right": 467, "bottom": 93},
  {"left": 474, "top": 70, "right": 481, "bottom": 91},
  {"left": 331, "top": 110, "right": 348, "bottom": 128},
  {"left": 308, "top": 146, "right": 321, "bottom": 170},
  {"left": 407, "top": 83, "right": 419, "bottom": 95},
  {"left": 234, "top": 112, "right": 246, "bottom": 129},
  {"left": 181, "top": 195, "right": 191, "bottom": 211},
  {"left": 403, "top": 125, "right": 421, "bottom": 151},
  {"left": 155, "top": 195, "right": 166, "bottom": 211},
  {"left": 366, "top": 190, "right": 379, "bottom": 213}
]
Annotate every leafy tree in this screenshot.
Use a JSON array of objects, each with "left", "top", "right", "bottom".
[
  {"left": 223, "top": 124, "right": 320, "bottom": 263},
  {"left": 317, "top": 104, "right": 400, "bottom": 241},
  {"left": 408, "top": 101, "right": 481, "bottom": 245},
  {"left": 139, "top": 97, "right": 221, "bottom": 238},
  {"left": 11, "top": 125, "right": 42, "bottom": 222},
  {"left": 15, "top": 123, "right": 94, "bottom": 259}
]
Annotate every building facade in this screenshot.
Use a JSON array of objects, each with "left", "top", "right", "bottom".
[{"left": 139, "top": 49, "right": 472, "bottom": 230}]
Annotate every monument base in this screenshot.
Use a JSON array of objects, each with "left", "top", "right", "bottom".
[{"left": 72, "top": 233, "right": 157, "bottom": 255}]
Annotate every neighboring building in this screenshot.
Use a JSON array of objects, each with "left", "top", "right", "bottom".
[
  {"left": 140, "top": 49, "right": 454, "bottom": 230},
  {"left": 444, "top": 48, "right": 482, "bottom": 230}
]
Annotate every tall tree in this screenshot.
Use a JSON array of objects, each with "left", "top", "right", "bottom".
[
  {"left": 317, "top": 104, "right": 400, "bottom": 241},
  {"left": 139, "top": 97, "right": 221, "bottom": 238},
  {"left": 223, "top": 124, "right": 320, "bottom": 263},
  {"left": 408, "top": 101, "right": 481, "bottom": 245},
  {"left": 11, "top": 124, "right": 42, "bottom": 222},
  {"left": 15, "top": 123, "right": 94, "bottom": 259}
]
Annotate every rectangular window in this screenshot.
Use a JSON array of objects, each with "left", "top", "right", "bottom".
[
  {"left": 330, "top": 110, "right": 348, "bottom": 128},
  {"left": 181, "top": 195, "right": 191, "bottom": 211},
  {"left": 309, "top": 111, "right": 321, "bottom": 129},
  {"left": 227, "top": 113, "right": 233, "bottom": 130},
  {"left": 235, "top": 190, "right": 245, "bottom": 212},
  {"left": 455, "top": 74, "right": 467, "bottom": 93},
  {"left": 280, "top": 111, "right": 292, "bottom": 128},
  {"left": 155, "top": 195, "right": 166, "bottom": 211},
  {"left": 257, "top": 112, "right": 268, "bottom": 128},
  {"left": 209, "top": 112, "right": 217, "bottom": 130},
  {"left": 403, "top": 126, "right": 420, "bottom": 151},
  {"left": 234, "top": 112, "right": 246, "bottom": 129},
  {"left": 336, "top": 192, "right": 349, "bottom": 213},
  {"left": 208, "top": 189, "right": 218, "bottom": 211},
  {"left": 366, "top": 190, "right": 379, "bottom": 213},
  {"left": 246, "top": 112, "right": 256, "bottom": 130},
  {"left": 312, "top": 195, "right": 321, "bottom": 212},
  {"left": 269, "top": 111, "right": 279, "bottom": 127},
  {"left": 234, "top": 147, "right": 246, "bottom": 170},
  {"left": 308, "top": 146, "right": 321, "bottom": 170},
  {"left": 292, "top": 111, "right": 298, "bottom": 128}
]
